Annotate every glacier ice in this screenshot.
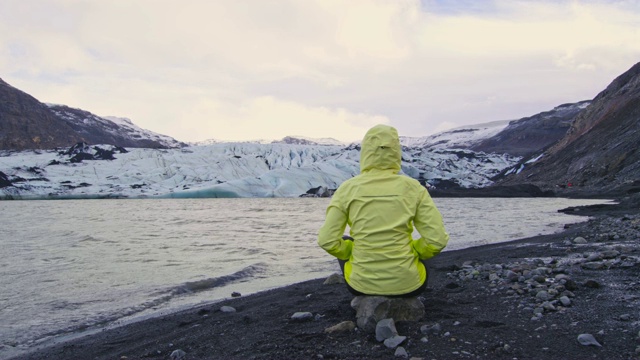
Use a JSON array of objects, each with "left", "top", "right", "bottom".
[{"left": 0, "top": 142, "right": 520, "bottom": 199}]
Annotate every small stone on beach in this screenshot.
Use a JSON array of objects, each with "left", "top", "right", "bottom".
[
  {"left": 384, "top": 335, "right": 407, "bottom": 349},
  {"left": 394, "top": 346, "right": 408, "bottom": 357},
  {"left": 324, "top": 321, "right": 356, "bottom": 333},
  {"left": 170, "top": 349, "right": 186, "bottom": 360},
  {"left": 291, "top": 312, "right": 314, "bottom": 322},
  {"left": 376, "top": 318, "right": 398, "bottom": 341},
  {"left": 577, "top": 334, "right": 602, "bottom": 347},
  {"left": 573, "top": 237, "right": 588, "bottom": 244},
  {"left": 584, "top": 280, "right": 601, "bottom": 288},
  {"left": 323, "top": 273, "right": 345, "bottom": 285}
]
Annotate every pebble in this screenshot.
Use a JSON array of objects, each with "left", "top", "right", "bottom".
[
  {"left": 559, "top": 296, "right": 571, "bottom": 307},
  {"left": 376, "top": 318, "right": 398, "bottom": 342},
  {"left": 600, "top": 250, "right": 620, "bottom": 259},
  {"left": 536, "top": 291, "right": 550, "bottom": 301},
  {"left": 220, "top": 306, "right": 236, "bottom": 313},
  {"left": 231, "top": 292, "right": 241, "bottom": 297},
  {"left": 324, "top": 321, "right": 356, "bottom": 333},
  {"left": 384, "top": 335, "right": 407, "bottom": 349},
  {"left": 573, "top": 237, "right": 588, "bottom": 244},
  {"left": 170, "top": 349, "right": 186, "bottom": 360},
  {"left": 420, "top": 323, "right": 442, "bottom": 335},
  {"left": 394, "top": 346, "right": 408, "bottom": 357},
  {"left": 542, "top": 302, "right": 556, "bottom": 312},
  {"left": 584, "top": 280, "right": 601, "bottom": 288},
  {"left": 323, "top": 273, "right": 345, "bottom": 285},
  {"left": 581, "top": 262, "right": 605, "bottom": 270},
  {"left": 291, "top": 312, "right": 314, "bottom": 322},
  {"left": 577, "top": 334, "right": 602, "bottom": 347}
]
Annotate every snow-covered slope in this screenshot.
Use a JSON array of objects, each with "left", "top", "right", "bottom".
[
  {"left": 0, "top": 142, "right": 521, "bottom": 199},
  {"left": 271, "top": 136, "right": 346, "bottom": 146},
  {"left": 192, "top": 136, "right": 346, "bottom": 147},
  {"left": 104, "top": 115, "right": 185, "bottom": 148},
  {"left": 47, "top": 104, "right": 186, "bottom": 149},
  {"left": 400, "top": 120, "right": 511, "bottom": 149}
]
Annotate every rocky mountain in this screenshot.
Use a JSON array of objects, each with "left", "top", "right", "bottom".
[
  {"left": 469, "top": 101, "right": 591, "bottom": 157},
  {"left": 48, "top": 105, "right": 185, "bottom": 149},
  {"left": 498, "top": 61, "right": 640, "bottom": 196},
  {"left": 399, "top": 120, "right": 511, "bottom": 149},
  {"left": 0, "top": 78, "right": 184, "bottom": 150},
  {"left": 398, "top": 100, "right": 590, "bottom": 159},
  {"left": 0, "top": 78, "right": 81, "bottom": 150}
]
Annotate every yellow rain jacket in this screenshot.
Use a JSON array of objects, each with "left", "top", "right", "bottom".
[{"left": 318, "top": 124, "right": 449, "bottom": 296}]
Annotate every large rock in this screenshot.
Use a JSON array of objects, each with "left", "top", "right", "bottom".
[{"left": 350, "top": 296, "right": 425, "bottom": 332}]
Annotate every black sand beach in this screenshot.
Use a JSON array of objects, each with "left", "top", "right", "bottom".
[{"left": 10, "top": 196, "right": 640, "bottom": 360}]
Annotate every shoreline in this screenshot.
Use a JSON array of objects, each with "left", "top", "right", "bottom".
[{"left": 7, "top": 197, "right": 640, "bottom": 360}]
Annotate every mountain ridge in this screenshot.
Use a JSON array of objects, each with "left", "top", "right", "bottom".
[
  {"left": 0, "top": 78, "right": 185, "bottom": 150},
  {"left": 497, "top": 61, "right": 640, "bottom": 196}
]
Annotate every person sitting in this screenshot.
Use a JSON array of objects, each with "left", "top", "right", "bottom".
[{"left": 317, "top": 124, "right": 449, "bottom": 297}]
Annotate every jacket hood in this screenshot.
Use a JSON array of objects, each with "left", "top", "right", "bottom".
[{"left": 360, "top": 124, "right": 402, "bottom": 173}]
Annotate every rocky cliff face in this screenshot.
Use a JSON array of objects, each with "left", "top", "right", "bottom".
[
  {"left": 470, "top": 101, "right": 590, "bottom": 157},
  {"left": 0, "top": 78, "right": 183, "bottom": 150},
  {"left": 0, "top": 78, "right": 82, "bottom": 150},
  {"left": 499, "top": 62, "right": 640, "bottom": 195}
]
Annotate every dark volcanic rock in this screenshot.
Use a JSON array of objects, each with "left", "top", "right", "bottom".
[
  {"left": 470, "top": 101, "right": 590, "bottom": 157},
  {"left": 48, "top": 105, "right": 182, "bottom": 149},
  {"left": 499, "top": 62, "right": 640, "bottom": 196},
  {"left": 0, "top": 78, "right": 83, "bottom": 150},
  {"left": 0, "top": 78, "right": 184, "bottom": 151},
  {"left": 0, "top": 171, "right": 12, "bottom": 188},
  {"left": 62, "top": 142, "right": 127, "bottom": 163}
]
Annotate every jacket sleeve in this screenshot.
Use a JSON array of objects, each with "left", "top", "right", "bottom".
[
  {"left": 411, "top": 188, "right": 449, "bottom": 260},
  {"left": 317, "top": 200, "right": 353, "bottom": 261}
]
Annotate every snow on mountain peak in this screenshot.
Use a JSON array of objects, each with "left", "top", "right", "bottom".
[
  {"left": 400, "top": 120, "right": 511, "bottom": 149},
  {"left": 272, "top": 136, "right": 346, "bottom": 146}
]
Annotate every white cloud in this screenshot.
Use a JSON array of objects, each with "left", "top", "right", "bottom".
[
  {"left": 1, "top": 0, "right": 640, "bottom": 142},
  {"left": 175, "top": 96, "right": 389, "bottom": 143}
]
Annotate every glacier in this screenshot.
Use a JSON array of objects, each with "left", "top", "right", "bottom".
[{"left": 0, "top": 141, "right": 521, "bottom": 200}]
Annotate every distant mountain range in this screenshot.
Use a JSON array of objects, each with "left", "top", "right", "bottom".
[{"left": 1, "top": 61, "right": 639, "bottom": 198}]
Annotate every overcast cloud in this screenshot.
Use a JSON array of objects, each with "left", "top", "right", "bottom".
[{"left": 1, "top": 0, "right": 639, "bottom": 143}]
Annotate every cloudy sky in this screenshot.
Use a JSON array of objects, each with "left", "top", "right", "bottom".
[{"left": 1, "top": 0, "right": 640, "bottom": 143}]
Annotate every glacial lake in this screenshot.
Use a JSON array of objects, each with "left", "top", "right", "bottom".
[{"left": 0, "top": 197, "right": 610, "bottom": 358}]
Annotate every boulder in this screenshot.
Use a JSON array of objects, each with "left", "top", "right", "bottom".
[
  {"left": 351, "top": 296, "right": 425, "bottom": 332},
  {"left": 323, "top": 273, "right": 345, "bottom": 285}
]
